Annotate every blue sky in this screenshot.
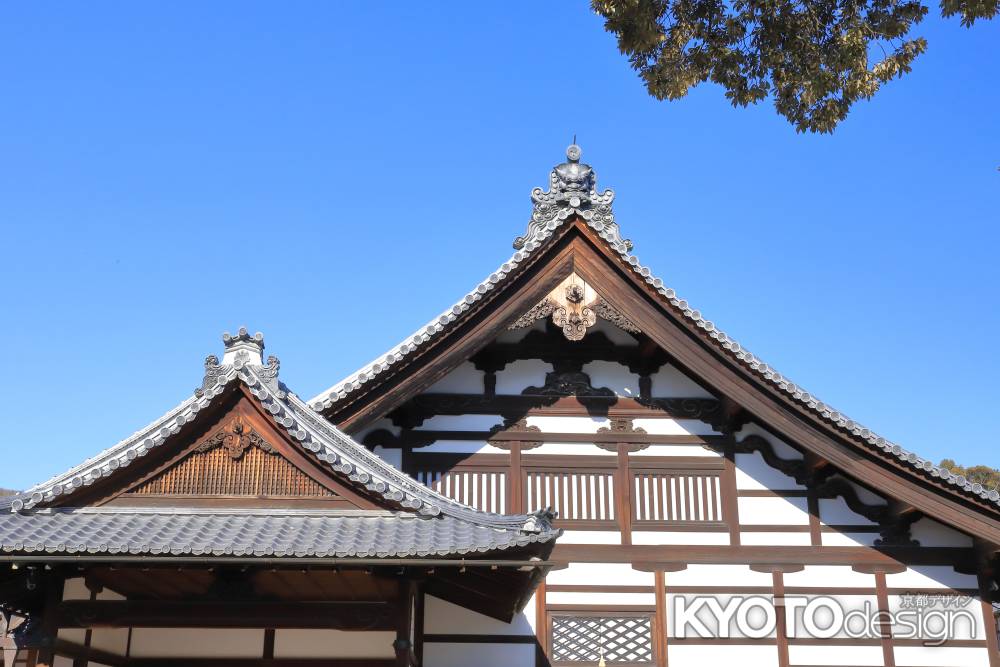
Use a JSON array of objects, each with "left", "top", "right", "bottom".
[{"left": 1, "top": 3, "right": 997, "bottom": 490}]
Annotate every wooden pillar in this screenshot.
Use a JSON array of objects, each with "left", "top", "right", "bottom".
[
  {"left": 873, "top": 570, "right": 896, "bottom": 667},
  {"left": 394, "top": 580, "right": 418, "bottom": 667},
  {"left": 721, "top": 437, "right": 741, "bottom": 546},
  {"left": 616, "top": 445, "right": 633, "bottom": 546},
  {"left": 771, "top": 571, "right": 790, "bottom": 667},
  {"left": 653, "top": 571, "right": 667, "bottom": 667},
  {"left": 33, "top": 574, "right": 64, "bottom": 667},
  {"left": 978, "top": 570, "right": 1000, "bottom": 667}
]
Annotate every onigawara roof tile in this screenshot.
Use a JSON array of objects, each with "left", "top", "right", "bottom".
[
  {"left": 309, "top": 144, "right": 999, "bottom": 509},
  {"left": 0, "top": 507, "right": 558, "bottom": 559}
]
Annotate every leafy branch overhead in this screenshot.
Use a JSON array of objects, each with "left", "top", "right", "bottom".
[{"left": 592, "top": 0, "right": 997, "bottom": 133}]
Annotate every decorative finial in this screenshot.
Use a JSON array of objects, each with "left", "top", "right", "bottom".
[
  {"left": 513, "top": 144, "right": 632, "bottom": 253},
  {"left": 221, "top": 327, "right": 265, "bottom": 367}
]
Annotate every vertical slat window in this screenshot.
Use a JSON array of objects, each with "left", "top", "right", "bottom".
[
  {"left": 632, "top": 471, "right": 722, "bottom": 523},
  {"left": 413, "top": 469, "right": 507, "bottom": 513},
  {"left": 525, "top": 470, "right": 616, "bottom": 523}
]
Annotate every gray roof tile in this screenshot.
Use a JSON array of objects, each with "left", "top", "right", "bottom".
[{"left": 0, "top": 508, "right": 558, "bottom": 559}]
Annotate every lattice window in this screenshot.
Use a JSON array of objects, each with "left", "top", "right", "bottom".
[
  {"left": 550, "top": 614, "right": 654, "bottom": 665},
  {"left": 632, "top": 470, "right": 722, "bottom": 524},
  {"left": 413, "top": 468, "right": 507, "bottom": 513},
  {"left": 525, "top": 469, "right": 615, "bottom": 523}
]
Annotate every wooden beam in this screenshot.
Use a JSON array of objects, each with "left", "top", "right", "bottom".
[{"left": 54, "top": 600, "right": 395, "bottom": 630}]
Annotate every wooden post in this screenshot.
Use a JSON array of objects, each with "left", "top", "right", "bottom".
[
  {"left": 33, "top": 574, "right": 65, "bottom": 667},
  {"left": 394, "top": 580, "right": 417, "bottom": 667}
]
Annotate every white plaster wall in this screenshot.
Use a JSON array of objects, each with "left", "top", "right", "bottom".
[
  {"left": 734, "top": 452, "right": 807, "bottom": 491},
  {"left": 668, "top": 565, "right": 775, "bottom": 587},
  {"left": 649, "top": 364, "right": 714, "bottom": 398},
  {"left": 424, "top": 595, "right": 535, "bottom": 635},
  {"left": 62, "top": 577, "right": 89, "bottom": 601},
  {"left": 910, "top": 517, "right": 974, "bottom": 547},
  {"left": 886, "top": 566, "right": 979, "bottom": 590},
  {"left": 425, "top": 361, "right": 485, "bottom": 394},
  {"left": 632, "top": 418, "right": 721, "bottom": 436},
  {"left": 415, "top": 414, "right": 504, "bottom": 431},
  {"left": 738, "top": 496, "right": 811, "bottom": 525},
  {"left": 525, "top": 415, "right": 606, "bottom": 433},
  {"left": 581, "top": 360, "right": 640, "bottom": 397},
  {"left": 784, "top": 566, "right": 876, "bottom": 588},
  {"left": 887, "top": 594, "right": 983, "bottom": 640},
  {"left": 89, "top": 628, "right": 129, "bottom": 655},
  {"left": 129, "top": 628, "right": 264, "bottom": 658},
  {"left": 893, "top": 646, "right": 991, "bottom": 666},
  {"left": 273, "top": 629, "right": 395, "bottom": 658},
  {"left": 557, "top": 530, "right": 623, "bottom": 544},
  {"left": 667, "top": 593, "right": 775, "bottom": 639},
  {"left": 494, "top": 359, "right": 552, "bottom": 394},
  {"left": 735, "top": 423, "right": 804, "bottom": 459},
  {"left": 740, "top": 531, "right": 812, "bottom": 545},
  {"left": 787, "top": 644, "right": 884, "bottom": 665},
  {"left": 668, "top": 643, "right": 778, "bottom": 666},
  {"left": 95, "top": 588, "right": 124, "bottom": 601},
  {"left": 423, "top": 642, "right": 535, "bottom": 667},
  {"left": 494, "top": 319, "right": 546, "bottom": 343},
  {"left": 53, "top": 657, "right": 72, "bottom": 667},
  {"left": 630, "top": 443, "right": 722, "bottom": 458},
  {"left": 783, "top": 593, "right": 880, "bottom": 639},
  {"left": 372, "top": 445, "right": 403, "bottom": 468},
  {"left": 589, "top": 318, "right": 640, "bottom": 345},
  {"left": 818, "top": 497, "right": 879, "bottom": 525},
  {"left": 631, "top": 530, "right": 730, "bottom": 545},
  {"left": 521, "top": 442, "right": 611, "bottom": 456},
  {"left": 546, "top": 591, "right": 656, "bottom": 606},
  {"left": 414, "top": 440, "right": 498, "bottom": 454},
  {"left": 545, "top": 562, "right": 654, "bottom": 587},
  {"left": 57, "top": 628, "right": 87, "bottom": 644},
  {"left": 821, "top": 531, "right": 880, "bottom": 547}
]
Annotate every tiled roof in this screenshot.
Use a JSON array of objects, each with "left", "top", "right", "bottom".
[
  {"left": 309, "top": 145, "right": 1000, "bottom": 509},
  {"left": 2, "top": 331, "right": 557, "bottom": 540},
  {"left": 0, "top": 507, "right": 558, "bottom": 559}
]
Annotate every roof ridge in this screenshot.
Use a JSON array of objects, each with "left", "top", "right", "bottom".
[
  {"left": 6, "top": 343, "right": 555, "bottom": 535},
  {"left": 307, "top": 147, "right": 999, "bottom": 510}
]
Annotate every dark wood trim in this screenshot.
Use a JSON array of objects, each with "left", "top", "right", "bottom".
[
  {"left": 617, "top": 446, "right": 633, "bottom": 546},
  {"left": 52, "top": 639, "right": 127, "bottom": 667},
  {"left": 772, "top": 570, "right": 789, "bottom": 667},
  {"left": 54, "top": 600, "right": 396, "bottom": 630},
  {"left": 554, "top": 544, "right": 977, "bottom": 567},
  {"left": 873, "top": 570, "right": 896, "bottom": 667},
  {"left": 978, "top": 570, "right": 1000, "bottom": 667},
  {"left": 807, "top": 492, "right": 822, "bottom": 546},
  {"left": 535, "top": 580, "right": 548, "bottom": 657},
  {"left": 654, "top": 570, "right": 667, "bottom": 667},
  {"left": 422, "top": 634, "right": 536, "bottom": 644},
  {"left": 129, "top": 661, "right": 396, "bottom": 667},
  {"left": 262, "top": 628, "right": 275, "bottom": 660},
  {"left": 721, "top": 439, "right": 740, "bottom": 546}
]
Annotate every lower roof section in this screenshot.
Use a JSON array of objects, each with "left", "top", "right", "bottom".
[{"left": 0, "top": 507, "right": 559, "bottom": 559}]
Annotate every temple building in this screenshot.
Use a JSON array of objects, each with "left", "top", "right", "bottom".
[{"left": 2, "top": 146, "right": 999, "bottom": 667}]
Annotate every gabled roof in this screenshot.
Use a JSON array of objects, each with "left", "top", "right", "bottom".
[
  {"left": 310, "top": 145, "right": 1000, "bottom": 513},
  {"left": 2, "top": 329, "right": 558, "bottom": 559}
]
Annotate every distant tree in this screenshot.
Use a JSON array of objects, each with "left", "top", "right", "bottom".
[
  {"left": 592, "top": 0, "right": 997, "bottom": 133},
  {"left": 939, "top": 459, "right": 1000, "bottom": 490},
  {"left": 0, "top": 488, "right": 16, "bottom": 496}
]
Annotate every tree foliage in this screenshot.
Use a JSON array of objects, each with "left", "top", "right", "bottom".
[
  {"left": 0, "top": 488, "right": 17, "bottom": 497},
  {"left": 593, "top": 0, "right": 997, "bottom": 133},
  {"left": 939, "top": 459, "right": 1000, "bottom": 490}
]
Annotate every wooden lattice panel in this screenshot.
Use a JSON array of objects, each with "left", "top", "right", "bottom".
[
  {"left": 131, "top": 445, "right": 333, "bottom": 497},
  {"left": 413, "top": 469, "right": 507, "bottom": 513},
  {"left": 632, "top": 471, "right": 722, "bottom": 523},
  {"left": 551, "top": 614, "right": 654, "bottom": 665},
  {"left": 525, "top": 470, "right": 615, "bottom": 522}
]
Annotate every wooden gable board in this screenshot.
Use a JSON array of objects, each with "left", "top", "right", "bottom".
[{"left": 322, "top": 218, "right": 1000, "bottom": 546}]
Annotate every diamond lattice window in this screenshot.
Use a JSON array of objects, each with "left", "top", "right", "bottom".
[{"left": 550, "top": 614, "right": 654, "bottom": 665}]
